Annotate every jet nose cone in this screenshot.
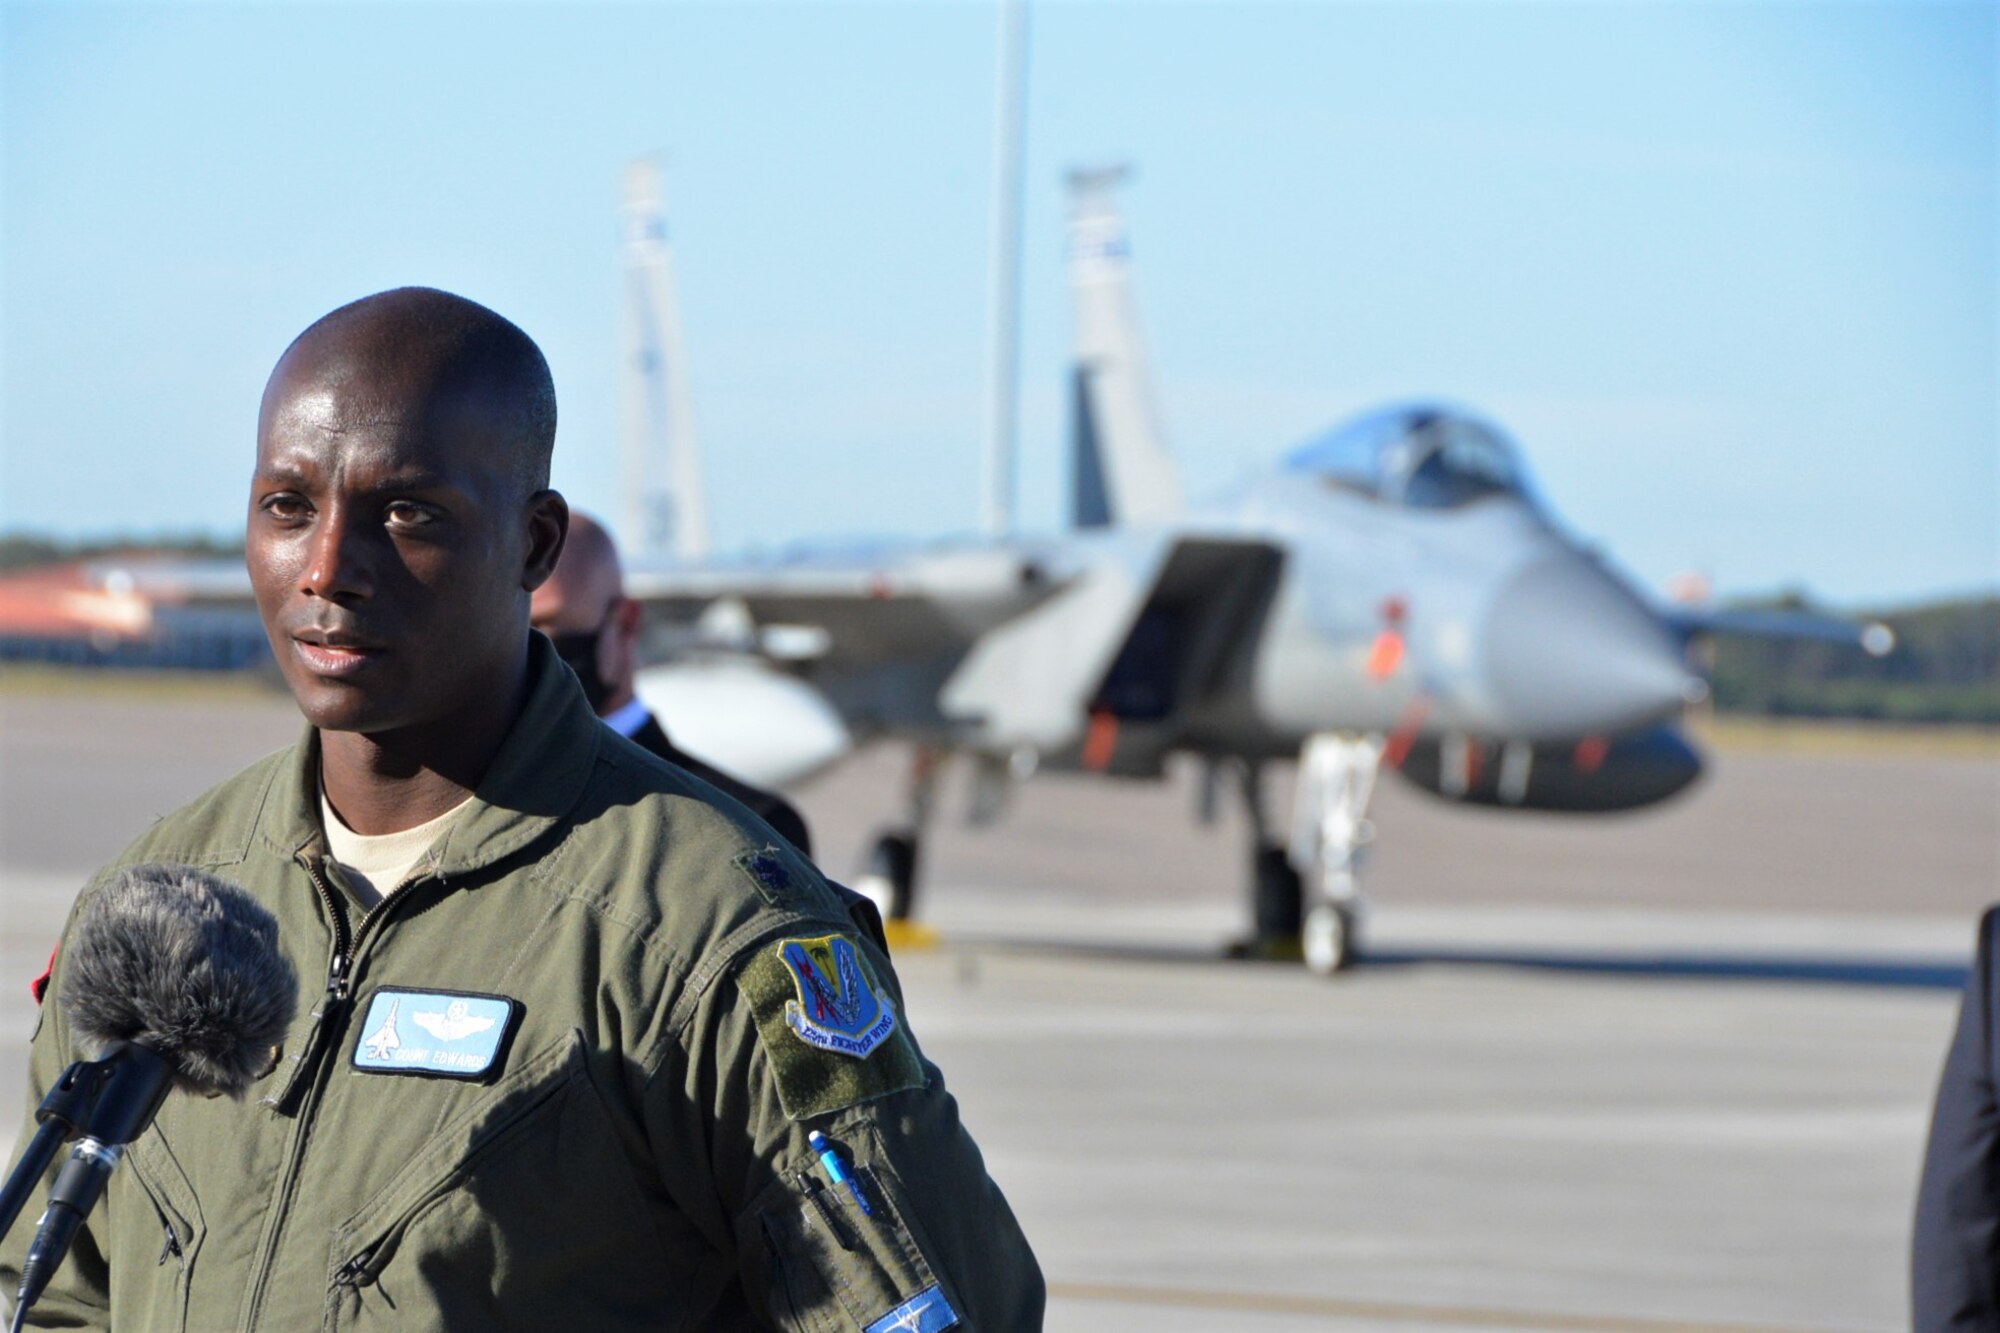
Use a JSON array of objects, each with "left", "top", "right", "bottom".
[{"left": 1484, "top": 555, "right": 1693, "bottom": 737}]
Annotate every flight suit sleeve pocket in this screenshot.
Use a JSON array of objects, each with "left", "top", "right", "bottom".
[{"left": 753, "top": 1131, "right": 962, "bottom": 1332}]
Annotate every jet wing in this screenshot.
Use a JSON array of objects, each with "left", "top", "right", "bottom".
[
  {"left": 625, "top": 534, "right": 1283, "bottom": 762},
  {"left": 623, "top": 545, "right": 1076, "bottom": 673}
]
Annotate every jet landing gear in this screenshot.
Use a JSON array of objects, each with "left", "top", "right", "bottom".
[
  {"left": 858, "top": 829, "right": 920, "bottom": 921},
  {"left": 1286, "top": 733, "right": 1383, "bottom": 976},
  {"left": 1252, "top": 842, "right": 1304, "bottom": 941},
  {"left": 1301, "top": 896, "right": 1355, "bottom": 977},
  {"left": 853, "top": 747, "right": 943, "bottom": 923},
  {"left": 1233, "top": 764, "right": 1306, "bottom": 962}
]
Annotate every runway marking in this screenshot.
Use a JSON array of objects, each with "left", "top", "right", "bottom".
[{"left": 1045, "top": 1281, "right": 1828, "bottom": 1332}]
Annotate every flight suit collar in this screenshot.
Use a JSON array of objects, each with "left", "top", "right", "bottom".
[{"left": 263, "top": 632, "right": 603, "bottom": 878}]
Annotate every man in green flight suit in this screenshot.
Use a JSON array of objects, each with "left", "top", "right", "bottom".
[{"left": 1, "top": 287, "right": 1043, "bottom": 1330}]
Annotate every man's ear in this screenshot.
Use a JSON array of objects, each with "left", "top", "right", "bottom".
[
  {"left": 523, "top": 490, "right": 569, "bottom": 592},
  {"left": 613, "top": 596, "right": 643, "bottom": 636},
  {"left": 606, "top": 595, "right": 644, "bottom": 692}
]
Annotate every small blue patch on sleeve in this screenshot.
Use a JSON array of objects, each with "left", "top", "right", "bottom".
[{"left": 864, "top": 1283, "right": 959, "bottom": 1333}]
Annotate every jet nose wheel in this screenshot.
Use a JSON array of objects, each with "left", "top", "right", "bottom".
[{"left": 1303, "top": 901, "right": 1355, "bottom": 976}]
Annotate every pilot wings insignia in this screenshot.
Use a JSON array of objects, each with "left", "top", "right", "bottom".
[
  {"left": 411, "top": 998, "right": 497, "bottom": 1043},
  {"left": 778, "top": 934, "right": 898, "bottom": 1060}
]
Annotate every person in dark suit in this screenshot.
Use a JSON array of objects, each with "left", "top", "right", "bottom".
[
  {"left": 1914, "top": 906, "right": 2000, "bottom": 1329},
  {"left": 530, "top": 511, "right": 813, "bottom": 857}
]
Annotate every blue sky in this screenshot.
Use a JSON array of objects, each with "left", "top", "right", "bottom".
[{"left": 1, "top": 1, "right": 1992, "bottom": 607}]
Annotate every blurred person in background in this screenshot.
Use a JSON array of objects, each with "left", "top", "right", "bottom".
[
  {"left": 531, "top": 510, "right": 813, "bottom": 857},
  {"left": 1913, "top": 906, "right": 2000, "bottom": 1329}
]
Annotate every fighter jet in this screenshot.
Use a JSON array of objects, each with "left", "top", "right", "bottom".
[
  {"left": 67, "top": 163, "right": 1882, "bottom": 972},
  {"left": 621, "top": 163, "right": 1887, "bottom": 973}
]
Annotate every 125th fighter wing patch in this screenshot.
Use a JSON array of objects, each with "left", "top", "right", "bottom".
[
  {"left": 738, "top": 933, "right": 924, "bottom": 1119},
  {"left": 779, "top": 935, "right": 897, "bottom": 1057}
]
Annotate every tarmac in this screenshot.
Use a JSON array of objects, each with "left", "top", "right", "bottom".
[{"left": 2, "top": 683, "right": 1996, "bottom": 1330}]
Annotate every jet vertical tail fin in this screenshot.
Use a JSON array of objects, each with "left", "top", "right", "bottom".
[
  {"left": 1066, "top": 167, "right": 1183, "bottom": 530},
  {"left": 620, "top": 156, "right": 711, "bottom": 562}
]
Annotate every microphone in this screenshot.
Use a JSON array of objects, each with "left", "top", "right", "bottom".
[{"left": 9, "top": 864, "right": 297, "bottom": 1328}]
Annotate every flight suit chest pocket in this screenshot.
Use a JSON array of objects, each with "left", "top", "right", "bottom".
[
  {"left": 757, "top": 1128, "right": 958, "bottom": 1333},
  {"left": 322, "top": 1030, "right": 673, "bottom": 1332}
]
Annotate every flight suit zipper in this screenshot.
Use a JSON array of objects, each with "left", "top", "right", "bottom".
[
  {"left": 238, "top": 855, "right": 435, "bottom": 1332},
  {"left": 265, "top": 858, "right": 353, "bottom": 1116}
]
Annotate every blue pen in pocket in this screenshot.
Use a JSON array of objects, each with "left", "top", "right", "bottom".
[{"left": 807, "top": 1130, "right": 874, "bottom": 1217}]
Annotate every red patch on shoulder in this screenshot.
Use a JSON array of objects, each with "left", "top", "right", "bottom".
[{"left": 30, "top": 944, "right": 56, "bottom": 1005}]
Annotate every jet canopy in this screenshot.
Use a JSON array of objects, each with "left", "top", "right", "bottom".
[{"left": 1285, "top": 405, "right": 1534, "bottom": 509}]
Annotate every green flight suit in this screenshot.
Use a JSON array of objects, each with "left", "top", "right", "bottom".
[{"left": 0, "top": 636, "right": 1043, "bottom": 1330}]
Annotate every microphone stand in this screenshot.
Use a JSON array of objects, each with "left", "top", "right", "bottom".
[
  {"left": 0, "top": 1061, "right": 108, "bottom": 1244},
  {"left": 7, "top": 1044, "right": 172, "bottom": 1330}
]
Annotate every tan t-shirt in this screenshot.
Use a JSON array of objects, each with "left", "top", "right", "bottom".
[{"left": 320, "top": 789, "right": 470, "bottom": 909}]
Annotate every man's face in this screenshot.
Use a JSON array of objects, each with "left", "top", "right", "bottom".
[{"left": 248, "top": 372, "right": 553, "bottom": 736}]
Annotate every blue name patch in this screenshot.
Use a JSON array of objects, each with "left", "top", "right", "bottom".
[
  {"left": 864, "top": 1284, "right": 958, "bottom": 1333},
  {"left": 350, "top": 988, "right": 520, "bottom": 1080}
]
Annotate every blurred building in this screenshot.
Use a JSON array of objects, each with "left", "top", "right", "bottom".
[{"left": 0, "top": 559, "right": 268, "bottom": 670}]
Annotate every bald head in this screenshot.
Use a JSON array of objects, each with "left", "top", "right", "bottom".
[
  {"left": 261, "top": 287, "right": 557, "bottom": 496},
  {"left": 536, "top": 512, "right": 625, "bottom": 621},
  {"left": 531, "top": 511, "right": 641, "bottom": 716},
  {"left": 246, "top": 287, "right": 571, "bottom": 774}
]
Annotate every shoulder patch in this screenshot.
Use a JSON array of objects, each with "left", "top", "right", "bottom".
[
  {"left": 778, "top": 936, "right": 898, "bottom": 1058},
  {"left": 739, "top": 933, "right": 924, "bottom": 1119}
]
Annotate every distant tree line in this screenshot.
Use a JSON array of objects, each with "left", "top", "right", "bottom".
[
  {"left": 0, "top": 532, "right": 245, "bottom": 573},
  {"left": 1707, "top": 593, "right": 2000, "bottom": 725}
]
